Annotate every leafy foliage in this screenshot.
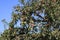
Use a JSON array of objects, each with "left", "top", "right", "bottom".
[{"left": 1, "top": 0, "right": 60, "bottom": 40}]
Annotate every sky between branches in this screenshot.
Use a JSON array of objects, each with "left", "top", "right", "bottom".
[{"left": 0, "top": 0, "right": 19, "bottom": 33}]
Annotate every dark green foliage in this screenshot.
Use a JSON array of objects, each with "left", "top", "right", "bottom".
[{"left": 1, "top": 0, "right": 60, "bottom": 40}]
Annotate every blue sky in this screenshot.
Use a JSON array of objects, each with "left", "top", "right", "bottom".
[
  {"left": 0, "top": 0, "right": 45, "bottom": 34},
  {"left": 0, "top": 0, "right": 19, "bottom": 33}
]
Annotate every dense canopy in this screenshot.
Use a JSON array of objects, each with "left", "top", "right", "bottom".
[{"left": 0, "top": 0, "right": 60, "bottom": 40}]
